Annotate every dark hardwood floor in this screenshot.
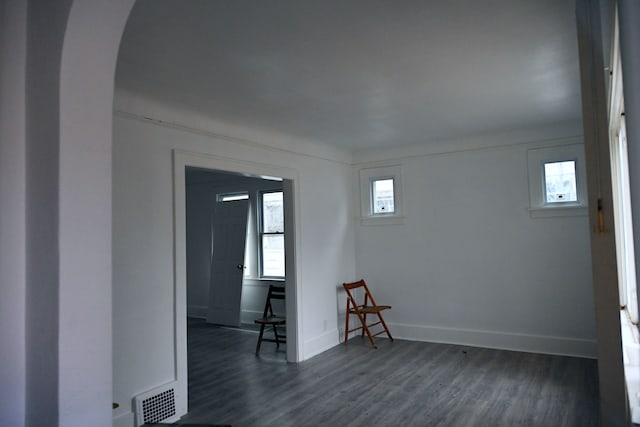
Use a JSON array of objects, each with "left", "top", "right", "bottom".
[{"left": 177, "top": 318, "right": 600, "bottom": 427}]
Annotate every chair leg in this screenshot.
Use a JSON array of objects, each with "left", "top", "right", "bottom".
[
  {"left": 256, "top": 324, "right": 266, "bottom": 354},
  {"left": 356, "top": 312, "right": 378, "bottom": 349},
  {"left": 378, "top": 313, "right": 393, "bottom": 341},
  {"left": 273, "top": 325, "right": 280, "bottom": 348},
  {"left": 344, "top": 302, "right": 350, "bottom": 345},
  {"left": 364, "top": 329, "right": 377, "bottom": 348},
  {"left": 361, "top": 312, "right": 367, "bottom": 337}
]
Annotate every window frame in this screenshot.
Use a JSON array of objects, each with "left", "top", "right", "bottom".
[
  {"left": 527, "top": 143, "right": 588, "bottom": 218},
  {"left": 610, "top": 115, "right": 637, "bottom": 321},
  {"left": 258, "top": 189, "right": 285, "bottom": 279},
  {"left": 359, "top": 165, "right": 405, "bottom": 225}
]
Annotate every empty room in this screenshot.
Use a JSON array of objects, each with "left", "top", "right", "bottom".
[{"left": 2, "top": 1, "right": 640, "bottom": 427}]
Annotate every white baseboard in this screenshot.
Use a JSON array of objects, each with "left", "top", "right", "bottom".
[
  {"left": 303, "top": 329, "right": 340, "bottom": 360},
  {"left": 389, "top": 322, "right": 597, "bottom": 359},
  {"left": 112, "top": 411, "right": 135, "bottom": 427},
  {"left": 187, "top": 304, "right": 207, "bottom": 319}
]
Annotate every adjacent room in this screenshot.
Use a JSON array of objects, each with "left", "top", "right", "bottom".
[{"left": 107, "top": 0, "right": 614, "bottom": 426}]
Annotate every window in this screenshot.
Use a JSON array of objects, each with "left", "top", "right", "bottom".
[
  {"left": 608, "top": 11, "right": 640, "bottom": 422},
  {"left": 260, "top": 190, "right": 285, "bottom": 278},
  {"left": 611, "top": 115, "right": 637, "bottom": 322},
  {"left": 359, "top": 165, "right": 404, "bottom": 225},
  {"left": 544, "top": 160, "right": 578, "bottom": 204},
  {"left": 216, "top": 192, "right": 249, "bottom": 202},
  {"left": 606, "top": 10, "right": 640, "bottom": 423},
  {"left": 527, "top": 143, "right": 587, "bottom": 218},
  {"left": 372, "top": 178, "right": 395, "bottom": 214}
]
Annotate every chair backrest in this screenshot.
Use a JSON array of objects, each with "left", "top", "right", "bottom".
[
  {"left": 262, "top": 285, "right": 285, "bottom": 317},
  {"left": 343, "top": 279, "right": 378, "bottom": 308}
]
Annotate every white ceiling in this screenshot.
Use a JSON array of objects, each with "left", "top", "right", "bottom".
[{"left": 116, "top": 0, "right": 583, "bottom": 150}]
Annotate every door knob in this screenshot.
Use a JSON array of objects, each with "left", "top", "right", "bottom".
[{"left": 236, "top": 264, "right": 244, "bottom": 270}]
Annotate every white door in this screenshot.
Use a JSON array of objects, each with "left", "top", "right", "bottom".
[{"left": 206, "top": 199, "right": 249, "bottom": 327}]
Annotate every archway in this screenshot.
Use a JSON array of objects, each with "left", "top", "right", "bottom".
[
  {"left": 59, "top": 1, "right": 135, "bottom": 425},
  {"left": 60, "top": 1, "right": 306, "bottom": 425}
]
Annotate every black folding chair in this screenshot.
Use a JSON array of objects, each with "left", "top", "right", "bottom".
[{"left": 254, "top": 285, "right": 286, "bottom": 354}]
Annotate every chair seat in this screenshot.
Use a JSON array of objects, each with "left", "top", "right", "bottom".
[
  {"left": 255, "top": 316, "right": 286, "bottom": 325},
  {"left": 349, "top": 305, "right": 391, "bottom": 314}
]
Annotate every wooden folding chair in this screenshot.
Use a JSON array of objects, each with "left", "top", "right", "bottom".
[
  {"left": 254, "top": 285, "right": 286, "bottom": 354},
  {"left": 343, "top": 279, "right": 393, "bottom": 348}
]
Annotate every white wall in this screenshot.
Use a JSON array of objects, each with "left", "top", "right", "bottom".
[
  {"left": 27, "top": 1, "right": 73, "bottom": 423},
  {"left": 354, "top": 135, "right": 597, "bottom": 357},
  {"left": 112, "top": 91, "right": 356, "bottom": 424},
  {"left": 0, "top": 1, "right": 27, "bottom": 424}
]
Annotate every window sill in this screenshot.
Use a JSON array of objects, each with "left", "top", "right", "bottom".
[
  {"left": 621, "top": 310, "right": 640, "bottom": 424},
  {"left": 528, "top": 206, "right": 588, "bottom": 219},
  {"left": 360, "top": 215, "right": 406, "bottom": 226}
]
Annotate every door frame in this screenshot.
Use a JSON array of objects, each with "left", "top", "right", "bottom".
[{"left": 173, "top": 149, "right": 301, "bottom": 407}]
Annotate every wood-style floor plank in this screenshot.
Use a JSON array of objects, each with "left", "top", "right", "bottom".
[{"left": 177, "top": 318, "right": 599, "bottom": 427}]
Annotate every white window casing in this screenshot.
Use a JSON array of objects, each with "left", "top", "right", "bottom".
[
  {"left": 259, "top": 190, "right": 285, "bottom": 278},
  {"left": 527, "top": 143, "right": 588, "bottom": 218},
  {"left": 359, "top": 165, "right": 404, "bottom": 225}
]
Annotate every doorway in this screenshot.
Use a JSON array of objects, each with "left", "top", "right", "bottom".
[
  {"left": 173, "top": 149, "right": 300, "bottom": 413},
  {"left": 185, "top": 167, "right": 286, "bottom": 330}
]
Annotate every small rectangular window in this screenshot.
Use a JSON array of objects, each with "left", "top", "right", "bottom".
[
  {"left": 527, "top": 143, "right": 587, "bottom": 218},
  {"left": 359, "top": 165, "right": 404, "bottom": 225},
  {"left": 372, "top": 178, "right": 395, "bottom": 214},
  {"left": 217, "top": 192, "right": 249, "bottom": 202},
  {"left": 260, "top": 191, "right": 285, "bottom": 278},
  {"left": 544, "top": 160, "right": 577, "bottom": 204}
]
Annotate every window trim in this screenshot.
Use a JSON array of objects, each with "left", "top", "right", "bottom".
[
  {"left": 359, "top": 165, "right": 405, "bottom": 225},
  {"left": 258, "top": 189, "right": 285, "bottom": 279},
  {"left": 527, "top": 143, "right": 588, "bottom": 218},
  {"left": 611, "top": 115, "right": 637, "bottom": 319}
]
